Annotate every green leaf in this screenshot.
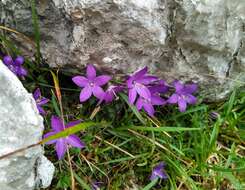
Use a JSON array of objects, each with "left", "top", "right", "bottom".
[
  {"left": 119, "top": 93, "right": 146, "bottom": 125},
  {"left": 173, "top": 105, "right": 208, "bottom": 119},
  {"left": 222, "top": 172, "right": 243, "bottom": 189},
  {"left": 117, "top": 126, "right": 201, "bottom": 132},
  {"left": 30, "top": 0, "right": 41, "bottom": 64},
  {"left": 51, "top": 90, "right": 61, "bottom": 116},
  {"left": 42, "top": 122, "right": 95, "bottom": 144},
  {"left": 209, "top": 118, "right": 222, "bottom": 150},
  {"left": 225, "top": 89, "right": 236, "bottom": 118},
  {"left": 73, "top": 173, "right": 91, "bottom": 190},
  {"left": 141, "top": 178, "right": 158, "bottom": 190}
]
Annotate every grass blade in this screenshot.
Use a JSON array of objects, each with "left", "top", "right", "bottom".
[
  {"left": 41, "top": 122, "right": 95, "bottom": 144},
  {"left": 225, "top": 89, "right": 236, "bottom": 118},
  {"left": 118, "top": 126, "right": 201, "bottom": 132},
  {"left": 30, "top": 0, "right": 41, "bottom": 64},
  {"left": 50, "top": 71, "right": 62, "bottom": 102},
  {"left": 141, "top": 178, "right": 158, "bottom": 190},
  {"left": 73, "top": 173, "right": 91, "bottom": 190},
  {"left": 119, "top": 93, "right": 146, "bottom": 125}
]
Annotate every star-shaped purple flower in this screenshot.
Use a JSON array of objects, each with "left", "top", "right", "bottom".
[
  {"left": 168, "top": 80, "right": 197, "bottom": 112},
  {"left": 44, "top": 116, "right": 85, "bottom": 160},
  {"left": 72, "top": 64, "right": 111, "bottom": 102},
  {"left": 150, "top": 162, "right": 168, "bottom": 181},
  {"left": 136, "top": 86, "right": 166, "bottom": 117},
  {"left": 126, "top": 67, "right": 158, "bottom": 104},
  {"left": 33, "top": 88, "right": 49, "bottom": 115},
  {"left": 3, "top": 55, "right": 27, "bottom": 77}
]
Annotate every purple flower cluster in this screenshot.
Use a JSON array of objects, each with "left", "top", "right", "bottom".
[
  {"left": 2, "top": 55, "right": 27, "bottom": 77},
  {"left": 72, "top": 65, "right": 198, "bottom": 117},
  {"left": 126, "top": 67, "right": 166, "bottom": 116}
]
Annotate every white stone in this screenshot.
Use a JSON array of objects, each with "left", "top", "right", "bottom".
[{"left": 0, "top": 61, "right": 54, "bottom": 189}]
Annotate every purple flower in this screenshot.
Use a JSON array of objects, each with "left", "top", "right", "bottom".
[
  {"left": 3, "top": 55, "right": 13, "bottom": 65},
  {"left": 72, "top": 64, "right": 111, "bottom": 102},
  {"left": 150, "top": 162, "right": 168, "bottom": 181},
  {"left": 2, "top": 55, "right": 27, "bottom": 77},
  {"left": 168, "top": 81, "right": 197, "bottom": 112},
  {"left": 103, "top": 85, "right": 123, "bottom": 103},
  {"left": 44, "top": 116, "right": 85, "bottom": 160},
  {"left": 136, "top": 88, "right": 166, "bottom": 117},
  {"left": 33, "top": 88, "right": 49, "bottom": 115},
  {"left": 126, "top": 67, "right": 158, "bottom": 104}
]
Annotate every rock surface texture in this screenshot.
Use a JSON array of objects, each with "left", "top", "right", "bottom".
[
  {"left": 0, "top": 61, "right": 54, "bottom": 190},
  {"left": 1, "top": 0, "right": 245, "bottom": 100}
]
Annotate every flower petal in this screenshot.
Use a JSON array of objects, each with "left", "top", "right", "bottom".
[
  {"left": 104, "top": 92, "right": 114, "bottom": 103},
  {"left": 67, "top": 135, "right": 85, "bottom": 148},
  {"left": 92, "top": 86, "right": 105, "bottom": 100},
  {"left": 38, "top": 98, "right": 49, "bottom": 105},
  {"left": 174, "top": 80, "right": 184, "bottom": 92},
  {"left": 136, "top": 76, "right": 158, "bottom": 85},
  {"left": 184, "top": 84, "right": 198, "bottom": 94},
  {"left": 143, "top": 103, "right": 155, "bottom": 116},
  {"left": 135, "top": 84, "right": 151, "bottom": 99},
  {"left": 80, "top": 86, "right": 92, "bottom": 102},
  {"left": 33, "top": 88, "right": 41, "bottom": 100},
  {"left": 37, "top": 106, "right": 46, "bottom": 115},
  {"left": 16, "top": 66, "right": 27, "bottom": 76},
  {"left": 72, "top": 76, "right": 89, "bottom": 87},
  {"left": 133, "top": 66, "right": 148, "bottom": 79},
  {"left": 51, "top": 116, "right": 64, "bottom": 132},
  {"left": 128, "top": 88, "right": 137, "bottom": 104},
  {"left": 3, "top": 55, "right": 13, "bottom": 65},
  {"left": 151, "top": 95, "right": 165, "bottom": 105},
  {"left": 66, "top": 120, "right": 82, "bottom": 128},
  {"left": 86, "top": 64, "right": 96, "bottom": 79},
  {"left": 185, "top": 94, "right": 197, "bottom": 105},
  {"left": 135, "top": 98, "right": 143, "bottom": 110},
  {"left": 126, "top": 77, "right": 134, "bottom": 88},
  {"left": 14, "top": 56, "right": 24, "bottom": 65},
  {"left": 55, "top": 139, "right": 67, "bottom": 160},
  {"left": 43, "top": 131, "right": 57, "bottom": 144},
  {"left": 94, "top": 75, "right": 111, "bottom": 86},
  {"left": 168, "top": 94, "right": 178, "bottom": 104},
  {"left": 149, "top": 84, "right": 168, "bottom": 94},
  {"left": 178, "top": 98, "right": 187, "bottom": 112}
]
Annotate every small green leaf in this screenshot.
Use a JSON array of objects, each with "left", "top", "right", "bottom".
[
  {"left": 42, "top": 122, "right": 95, "bottom": 144},
  {"left": 141, "top": 178, "right": 158, "bottom": 190},
  {"left": 117, "top": 126, "right": 201, "bottom": 132},
  {"left": 73, "top": 173, "right": 91, "bottom": 190}
]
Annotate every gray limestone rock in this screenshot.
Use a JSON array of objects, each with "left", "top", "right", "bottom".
[
  {"left": 0, "top": 61, "right": 54, "bottom": 190},
  {"left": 0, "top": 0, "right": 245, "bottom": 100}
]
